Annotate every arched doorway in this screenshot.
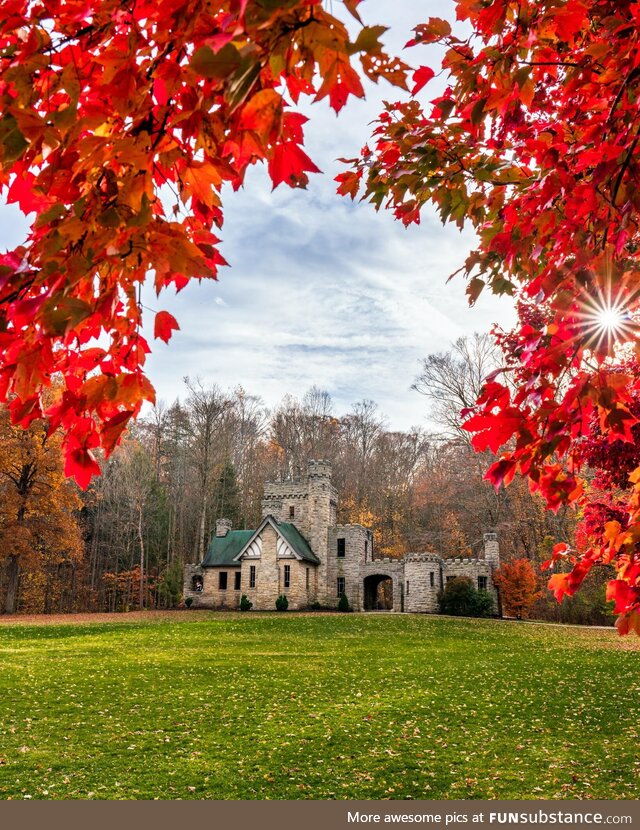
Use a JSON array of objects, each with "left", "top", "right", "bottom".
[{"left": 363, "top": 574, "right": 394, "bottom": 611}]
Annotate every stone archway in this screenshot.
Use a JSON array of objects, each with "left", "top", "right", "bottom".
[{"left": 363, "top": 574, "right": 394, "bottom": 611}]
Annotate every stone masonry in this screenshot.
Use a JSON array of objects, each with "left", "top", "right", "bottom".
[{"left": 184, "top": 459, "right": 501, "bottom": 613}]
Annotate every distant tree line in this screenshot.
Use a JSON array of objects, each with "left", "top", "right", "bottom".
[{"left": 0, "top": 335, "right": 612, "bottom": 624}]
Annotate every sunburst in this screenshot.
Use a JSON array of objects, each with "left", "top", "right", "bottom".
[{"left": 575, "top": 281, "right": 639, "bottom": 355}]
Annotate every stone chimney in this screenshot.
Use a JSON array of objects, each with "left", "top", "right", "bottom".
[
  {"left": 216, "top": 518, "right": 232, "bottom": 537},
  {"left": 483, "top": 532, "right": 500, "bottom": 569}
]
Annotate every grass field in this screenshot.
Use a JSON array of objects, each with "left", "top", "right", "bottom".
[{"left": 0, "top": 612, "right": 638, "bottom": 800}]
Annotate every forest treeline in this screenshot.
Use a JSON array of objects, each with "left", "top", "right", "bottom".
[{"left": 0, "top": 336, "right": 611, "bottom": 624}]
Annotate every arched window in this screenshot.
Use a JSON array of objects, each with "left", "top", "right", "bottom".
[{"left": 192, "top": 575, "right": 204, "bottom": 593}]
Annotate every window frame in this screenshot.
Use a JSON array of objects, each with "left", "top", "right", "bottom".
[
  {"left": 249, "top": 565, "right": 256, "bottom": 589},
  {"left": 478, "top": 575, "right": 488, "bottom": 592},
  {"left": 284, "top": 564, "right": 291, "bottom": 589},
  {"left": 337, "top": 538, "right": 346, "bottom": 558},
  {"left": 337, "top": 576, "right": 346, "bottom": 597},
  {"left": 219, "top": 571, "right": 228, "bottom": 591},
  {"left": 234, "top": 571, "right": 241, "bottom": 591}
]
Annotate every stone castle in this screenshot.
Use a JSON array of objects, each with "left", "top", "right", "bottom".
[{"left": 184, "top": 459, "right": 500, "bottom": 612}]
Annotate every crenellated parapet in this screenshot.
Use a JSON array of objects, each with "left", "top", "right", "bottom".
[{"left": 404, "top": 552, "right": 442, "bottom": 564}]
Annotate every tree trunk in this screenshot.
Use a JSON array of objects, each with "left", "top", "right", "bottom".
[
  {"left": 4, "top": 555, "right": 19, "bottom": 614},
  {"left": 138, "top": 505, "right": 145, "bottom": 610},
  {"left": 197, "top": 494, "right": 207, "bottom": 563}
]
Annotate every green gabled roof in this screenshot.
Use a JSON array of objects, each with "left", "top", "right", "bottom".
[
  {"left": 201, "top": 519, "right": 320, "bottom": 567},
  {"left": 202, "top": 530, "right": 254, "bottom": 567},
  {"left": 277, "top": 522, "right": 320, "bottom": 564}
]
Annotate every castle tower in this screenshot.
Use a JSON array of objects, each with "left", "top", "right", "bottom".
[
  {"left": 306, "top": 460, "right": 337, "bottom": 606},
  {"left": 261, "top": 469, "right": 311, "bottom": 535},
  {"left": 483, "top": 532, "right": 500, "bottom": 569},
  {"left": 404, "top": 553, "right": 441, "bottom": 613},
  {"left": 260, "top": 460, "right": 337, "bottom": 605}
]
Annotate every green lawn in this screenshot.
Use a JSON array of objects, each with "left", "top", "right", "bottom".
[{"left": 0, "top": 613, "right": 638, "bottom": 800}]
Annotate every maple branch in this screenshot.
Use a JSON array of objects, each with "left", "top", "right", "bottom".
[
  {"left": 0, "top": 278, "right": 36, "bottom": 308},
  {"left": 610, "top": 126, "right": 640, "bottom": 209},
  {"left": 607, "top": 67, "right": 640, "bottom": 124},
  {"left": 44, "top": 23, "right": 111, "bottom": 54},
  {"left": 520, "top": 60, "right": 583, "bottom": 68},
  {"left": 280, "top": 10, "right": 317, "bottom": 34}
]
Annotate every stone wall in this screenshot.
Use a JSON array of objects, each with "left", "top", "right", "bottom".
[
  {"left": 235, "top": 525, "right": 319, "bottom": 611},
  {"left": 326, "top": 524, "right": 370, "bottom": 609},
  {"left": 240, "top": 523, "right": 278, "bottom": 610},
  {"left": 262, "top": 482, "right": 311, "bottom": 537},
  {"left": 304, "top": 464, "right": 333, "bottom": 606},
  {"left": 404, "top": 553, "right": 442, "bottom": 613},
  {"left": 183, "top": 564, "right": 243, "bottom": 609},
  {"left": 276, "top": 559, "right": 315, "bottom": 609},
  {"left": 183, "top": 564, "right": 205, "bottom": 607},
  {"left": 483, "top": 533, "right": 500, "bottom": 569}
]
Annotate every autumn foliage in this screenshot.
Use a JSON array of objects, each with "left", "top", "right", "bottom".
[
  {"left": 0, "top": 0, "right": 408, "bottom": 489},
  {"left": 493, "top": 559, "right": 540, "bottom": 620},
  {"left": 0, "top": 400, "right": 84, "bottom": 613},
  {"left": 341, "top": 0, "right": 640, "bottom": 632}
]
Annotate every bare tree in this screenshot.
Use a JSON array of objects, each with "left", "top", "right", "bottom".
[
  {"left": 117, "top": 441, "right": 156, "bottom": 608},
  {"left": 269, "top": 387, "right": 340, "bottom": 479},
  {"left": 340, "top": 399, "right": 385, "bottom": 503},
  {"left": 184, "top": 378, "right": 234, "bottom": 561},
  {"left": 412, "top": 333, "right": 502, "bottom": 439}
]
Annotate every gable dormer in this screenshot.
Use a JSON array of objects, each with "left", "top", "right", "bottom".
[{"left": 232, "top": 515, "right": 320, "bottom": 565}]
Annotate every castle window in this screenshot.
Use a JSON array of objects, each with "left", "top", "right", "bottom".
[
  {"left": 219, "top": 572, "right": 228, "bottom": 590},
  {"left": 337, "top": 576, "right": 346, "bottom": 597},
  {"left": 430, "top": 572, "right": 435, "bottom": 588},
  {"left": 284, "top": 564, "right": 291, "bottom": 589},
  {"left": 337, "top": 538, "right": 346, "bottom": 558},
  {"left": 249, "top": 565, "right": 256, "bottom": 589},
  {"left": 406, "top": 580, "right": 410, "bottom": 595},
  {"left": 478, "top": 576, "right": 488, "bottom": 591},
  {"left": 191, "top": 575, "right": 203, "bottom": 593},
  {"left": 289, "top": 505, "right": 295, "bottom": 519},
  {"left": 446, "top": 575, "right": 455, "bottom": 583},
  {"left": 234, "top": 571, "right": 241, "bottom": 591},
  {"left": 306, "top": 568, "right": 310, "bottom": 591}
]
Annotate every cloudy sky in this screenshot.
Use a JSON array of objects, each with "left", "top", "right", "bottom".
[{"left": 0, "top": 1, "right": 516, "bottom": 431}]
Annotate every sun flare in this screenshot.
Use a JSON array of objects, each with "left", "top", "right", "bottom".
[
  {"left": 594, "top": 303, "right": 627, "bottom": 337},
  {"left": 576, "top": 286, "right": 638, "bottom": 354}
]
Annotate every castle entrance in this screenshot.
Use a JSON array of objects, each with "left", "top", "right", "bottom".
[{"left": 363, "top": 574, "right": 394, "bottom": 611}]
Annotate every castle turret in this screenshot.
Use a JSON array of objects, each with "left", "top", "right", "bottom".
[
  {"left": 483, "top": 532, "right": 500, "bottom": 569},
  {"left": 306, "top": 460, "right": 336, "bottom": 606}
]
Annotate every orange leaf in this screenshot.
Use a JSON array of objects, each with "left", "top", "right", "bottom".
[{"left": 239, "top": 89, "right": 283, "bottom": 140}]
